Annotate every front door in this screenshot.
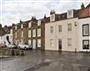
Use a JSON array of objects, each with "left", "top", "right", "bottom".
[
  {"left": 58, "top": 39, "right": 62, "bottom": 51},
  {"left": 33, "top": 39, "right": 36, "bottom": 49}
]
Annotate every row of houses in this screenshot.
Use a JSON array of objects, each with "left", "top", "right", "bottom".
[{"left": 1, "top": 3, "right": 90, "bottom": 52}]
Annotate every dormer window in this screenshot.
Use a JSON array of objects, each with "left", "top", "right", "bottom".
[
  {"left": 15, "top": 26, "right": 17, "bottom": 30},
  {"left": 28, "top": 22, "right": 31, "bottom": 28},
  {"left": 67, "top": 10, "right": 73, "bottom": 18},
  {"left": 21, "top": 24, "right": 23, "bottom": 28},
  {"left": 10, "top": 29, "right": 13, "bottom": 34},
  {"left": 50, "top": 14, "right": 55, "bottom": 22},
  {"left": 38, "top": 20, "right": 41, "bottom": 26},
  {"left": 50, "top": 10, "right": 55, "bottom": 22}
]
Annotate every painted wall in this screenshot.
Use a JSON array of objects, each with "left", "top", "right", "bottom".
[
  {"left": 78, "top": 17, "right": 90, "bottom": 52},
  {"left": 45, "top": 18, "right": 80, "bottom": 52}
]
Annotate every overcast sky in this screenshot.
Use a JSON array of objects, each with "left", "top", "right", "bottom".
[{"left": 0, "top": 0, "right": 90, "bottom": 27}]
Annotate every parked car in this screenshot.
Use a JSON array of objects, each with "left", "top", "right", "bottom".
[
  {"left": 0, "top": 43, "right": 6, "bottom": 48},
  {"left": 6, "top": 44, "right": 17, "bottom": 49},
  {"left": 18, "top": 44, "right": 32, "bottom": 50}
]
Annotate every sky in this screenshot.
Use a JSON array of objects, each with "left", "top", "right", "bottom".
[{"left": 0, "top": 0, "right": 90, "bottom": 27}]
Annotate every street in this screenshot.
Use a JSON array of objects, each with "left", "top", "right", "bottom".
[{"left": 0, "top": 50, "right": 90, "bottom": 71}]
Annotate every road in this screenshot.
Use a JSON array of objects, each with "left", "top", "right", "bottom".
[{"left": 0, "top": 50, "right": 90, "bottom": 71}]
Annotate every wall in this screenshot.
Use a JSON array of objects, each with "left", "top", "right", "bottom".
[
  {"left": 78, "top": 17, "right": 90, "bottom": 52},
  {"left": 45, "top": 18, "right": 79, "bottom": 52}
]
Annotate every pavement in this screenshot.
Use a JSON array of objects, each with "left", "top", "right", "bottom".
[{"left": 0, "top": 50, "right": 90, "bottom": 71}]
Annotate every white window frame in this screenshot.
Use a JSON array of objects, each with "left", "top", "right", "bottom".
[
  {"left": 15, "top": 32, "right": 17, "bottom": 38},
  {"left": 28, "top": 40, "right": 31, "bottom": 45},
  {"left": 50, "top": 26, "right": 53, "bottom": 33},
  {"left": 50, "top": 14, "right": 55, "bottom": 22},
  {"left": 58, "top": 25, "right": 62, "bottom": 32},
  {"left": 68, "top": 23, "right": 72, "bottom": 31},
  {"left": 50, "top": 39, "right": 54, "bottom": 48},
  {"left": 67, "top": 38, "right": 72, "bottom": 46},
  {"left": 21, "top": 31, "right": 23, "bottom": 38},
  {"left": 21, "top": 24, "right": 23, "bottom": 28},
  {"left": 28, "top": 22, "right": 31, "bottom": 28},
  {"left": 67, "top": 10, "right": 73, "bottom": 18},
  {"left": 38, "top": 20, "right": 41, "bottom": 26},
  {"left": 37, "top": 28, "right": 41, "bottom": 37},
  {"left": 28, "top": 30, "right": 31, "bottom": 37},
  {"left": 82, "top": 24, "right": 89, "bottom": 36},
  {"left": 33, "top": 29, "right": 36, "bottom": 37},
  {"left": 15, "top": 26, "right": 17, "bottom": 30},
  {"left": 37, "top": 39, "right": 41, "bottom": 47}
]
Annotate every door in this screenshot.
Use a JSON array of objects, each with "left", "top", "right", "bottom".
[
  {"left": 33, "top": 39, "right": 36, "bottom": 49},
  {"left": 58, "top": 39, "right": 62, "bottom": 51}
]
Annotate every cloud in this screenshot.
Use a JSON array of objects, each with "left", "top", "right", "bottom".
[{"left": 0, "top": 0, "right": 90, "bottom": 26}]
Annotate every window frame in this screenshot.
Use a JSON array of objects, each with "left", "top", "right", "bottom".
[
  {"left": 37, "top": 28, "right": 41, "bottom": 37},
  {"left": 67, "top": 38, "right": 72, "bottom": 46},
  {"left": 68, "top": 23, "right": 72, "bottom": 31},
  {"left": 37, "top": 39, "right": 41, "bottom": 47},
  {"left": 50, "top": 26, "right": 53, "bottom": 33},
  {"left": 38, "top": 20, "right": 41, "bottom": 26},
  {"left": 83, "top": 40, "right": 89, "bottom": 49},
  {"left": 82, "top": 24, "right": 89, "bottom": 36},
  {"left": 28, "top": 30, "right": 31, "bottom": 38},
  {"left": 28, "top": 22, "right": 31, "bottom": 28},
  {"left": 58, "top": 25, "right": 62, "bottom": 32}
]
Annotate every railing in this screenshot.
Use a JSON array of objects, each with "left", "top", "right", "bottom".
[{"left": 0, "top": 48, "right": 25, "bottom": 56}]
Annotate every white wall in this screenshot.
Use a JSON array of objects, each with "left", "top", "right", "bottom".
[
  {"left": 0, "top": 29, "right": 13, "bottom": 45},
  {"left": 45, "top": 18, "right": 79, "bottom": 51},
  {"left": 78, "top": 18, "right": 90, "bottom": 52}
]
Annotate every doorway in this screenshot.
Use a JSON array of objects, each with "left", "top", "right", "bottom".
[
  {"left": 58, "top": 39, "right": 62, "bottom": 51},
  {"left": 33, "top": 39, "right": 36, "bottom": 49}
]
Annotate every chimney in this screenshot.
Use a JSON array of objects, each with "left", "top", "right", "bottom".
[{"left": 81, "top": 3, "right": 85, "bottom": 9}]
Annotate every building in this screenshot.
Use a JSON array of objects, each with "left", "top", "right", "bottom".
[
  {"left": 0, "top": 25, "right": 13, "bottom": 45},
  {"left": 45, "top": 3, "right": 90, "bottom": 52},
  {"left": 11, "top": 3, "right": 90, "bottom": 52},
  {"left": 13, "top": 16, "right": 49, "bottom": 50}
]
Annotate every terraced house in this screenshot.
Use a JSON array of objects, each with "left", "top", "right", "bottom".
[
  {"left": 13, "top": 16, "right": 49, "bottom": 50},
  {"left": 12, "top": 3, "right": 90, "bottom": 52},
  {"left": 45, "top": 3, "right": 90, "bottom": 52}
]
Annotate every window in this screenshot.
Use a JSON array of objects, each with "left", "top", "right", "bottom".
[
  {"left": 50, "top": 39, "right": 54, "bottom": 48},
  {"left": 37, "top": 39, "right": 41, "bottom": 47},
  {"left": 33, "top": 29, "right": 36, "bottom": 37},
  {"left": 21, "top": 39, "right": 23, "bottom": 44},
  {"left": 21, "top": 24, "right": 23, "bottom": 28},
  {"left": 67, "top": 10, "right": 73, "bottom": 18},
  {"left": 68, "top": 10, "right": 72, "bottom": 16},
  {"left": 37, "top": 28, "right": 41, "bottom": 37},
  {"left": 28, "top": 30, "right": 31, "bottom": 37},
  {"left": 83, "top": 40, "right": 89, "bottom": 49},
  {"left": 21, "top": 31, "right": 23, "bottom": 38},
  {"left": 38, "top": 20, "right": 41, "bottom": 26},
  {"left": 68, "top": 23, "right": 72, "bottom": 31},
  {"left": 67, "top": 38, "right": 72, "bottom": 46},
  {"left": 50, "top": 26, "right": 53, "bottom": 33},
  {"left": 50, "top": 14, "right": 55, "bottom": 22},
  {"left": 28, "top": 40, "right": 31, "bottom": 45},
  {"left": 15, "top": 32, "right": 17, "bottom": 38},
  {"left": 28, "top": 22, "right": 31, "bottom": 28},
  {"left": 82, "top": 24, "right": 89, "bottom": 36},
  {"left": 58, "top": 25, "right": 62, "bottom": 32},
  {"left": 15, "top": 26, "right": 17, "bottom": 30},
  {"left": 10, "top": 29, "right": 13, "bottom": 34}
]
